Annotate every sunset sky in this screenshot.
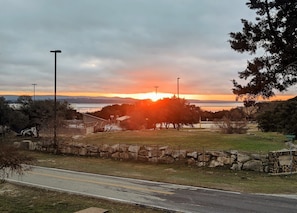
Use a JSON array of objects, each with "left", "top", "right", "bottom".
[{"left": 0, "top": 0, "right": 295, "bottom": 101}]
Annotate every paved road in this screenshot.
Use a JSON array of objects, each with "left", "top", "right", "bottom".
[{"left": 7, "top": 166, "right": 297, "bottom": 213}]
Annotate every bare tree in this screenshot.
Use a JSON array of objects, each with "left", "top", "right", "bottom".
[{"left": 0, "top": 145, "right": 35, "bottom": 182}]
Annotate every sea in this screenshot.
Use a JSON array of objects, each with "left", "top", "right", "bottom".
[{"left": 70, "top": 101, "right": 243, "bottom": 113}]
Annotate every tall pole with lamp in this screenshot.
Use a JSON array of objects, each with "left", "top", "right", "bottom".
[
  {"left": 177, "top": 77, "right": 180, "bottom": 98},
  {"left": 50, "top": 50, "right": 62, "bottom": 152}
]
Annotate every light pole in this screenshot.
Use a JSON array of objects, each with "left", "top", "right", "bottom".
[
  {"left": 177, "top": 77, "right": 180, "bottom": 98},
  {"left": 50, "top": 50, "right": 62, "bottom": 151},
  {"left": 32, "top": 83, "right": 37, "bottom": 101}
]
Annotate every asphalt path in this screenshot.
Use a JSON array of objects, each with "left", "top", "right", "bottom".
[{"left": 7, "top": 166, "right": 297, "bottom": 213}]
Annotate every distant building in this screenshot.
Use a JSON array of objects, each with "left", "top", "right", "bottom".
[
  {"left": 82, "top": 113, "right": 108, "bottom": 134},
  {"left": 59, "top": 114, "right": 126, "bottom": 135}
]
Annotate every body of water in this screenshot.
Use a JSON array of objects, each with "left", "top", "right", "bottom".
[{"left": 71, "top": 102, "right": 243, "bottom": 113}]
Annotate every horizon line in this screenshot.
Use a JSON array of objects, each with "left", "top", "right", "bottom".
[{"left": 2, "top": 93, "right": 294, "bottom": 103}]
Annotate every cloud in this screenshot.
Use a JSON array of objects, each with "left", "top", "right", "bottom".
[{"left": 0, "top": 0, "right": 264, "bottom": 99}]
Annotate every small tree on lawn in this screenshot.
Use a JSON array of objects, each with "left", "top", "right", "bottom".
[
  {"left": 0, "top": 144, "right": 35, "bottom": 182},
  {"left": 214, "top": 108, "right": 248, "bottom": 134}
]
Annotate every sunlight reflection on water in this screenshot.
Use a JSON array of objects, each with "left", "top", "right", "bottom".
[{"left": 71, "top": 102, "right": 243, "bottom": 113}]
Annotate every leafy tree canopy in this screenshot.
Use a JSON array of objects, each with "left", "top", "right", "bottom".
[
  {"left": 229, "top": 0, "right": 297, "bottom": 99},
  {"left": 0, "top": 96, "right": 77, "bottom": 134},
  {"left": 256, "top": 97, "right": 297, "bottom": 134},
  {"left": 90, "top": 98, "right": 252, "bottom": 131},
  {"left": 0, "top": 97, "right": 11, "bottom": 127}
]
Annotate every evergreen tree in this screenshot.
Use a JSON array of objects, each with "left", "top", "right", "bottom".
[{"left": 229, "top": 0, "right": 297, "bottom": 99}]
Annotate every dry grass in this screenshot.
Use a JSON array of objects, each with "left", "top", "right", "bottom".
[{"left": 0, "top": 182, "right": 164, "bottom": 213}]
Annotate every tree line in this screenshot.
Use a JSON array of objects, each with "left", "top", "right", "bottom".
[
  {"left": 0, "top": 96, "right": 77, "bottom": 137},
  {"left": 1, "top": 95, "right": 245, "bottom": 134},
  {"left": 90, "top": 97, "right": 249, "bottom": 130},
  {"left": 2, "top": 94, "right": 297, "bottom": 135}
]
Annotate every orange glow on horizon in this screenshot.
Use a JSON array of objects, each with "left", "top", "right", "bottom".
[
  {"left": 110, "top": 92, "right": 174, "bottom": 101},
  {"left": 0, "top": 91, "right": 294, "bottom": 102}
]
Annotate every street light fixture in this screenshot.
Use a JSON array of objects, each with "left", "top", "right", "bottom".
[
  {"left": 177, "top": 77, "right": 180, "bottom": 98},
  {"left": 50, "top": 50, "right": 62, "bottom": 152}
]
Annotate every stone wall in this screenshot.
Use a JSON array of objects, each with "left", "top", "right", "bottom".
[
  {"left": 15, "top": 140, "right": 297, "bottom": 174},
  {"left": 268, "top": 150, "right": 297, "bottom": 174}
]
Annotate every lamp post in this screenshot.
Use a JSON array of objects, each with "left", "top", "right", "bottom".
[
  {"left": 155, "top": 86, "right": 158, "bottom": 96},
  {"left": 32, "top": 83, "right": 37, "bottom": 101},
  {"left": 177, "top": 77, "right": 180, "bottom": 98},
  {"left": 155, "top": 86, "right": 158, "bottom": 95},
  {"left": 50, "top": 50, "right": 62, "bottom": 151}
]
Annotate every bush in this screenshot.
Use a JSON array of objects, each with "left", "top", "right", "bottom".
[
  {"left": 0, "top": 144, "right": 35, "bottom": 182},
  {"left": 257, "top": 97, "right": 297, "bottom": 135},
  {"left": 214, "top": 116, "right": 248, "bottom": 134}
]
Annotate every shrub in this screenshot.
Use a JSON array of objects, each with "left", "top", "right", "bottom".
[
  {"left": 0, "top": 144, "right": 35, "bottom": 182},
  {"left": 214, "top": 116, "right": 248, "bottom": 134}
]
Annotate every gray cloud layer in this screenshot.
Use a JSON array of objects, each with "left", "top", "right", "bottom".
[{"left": 0, "top": 0, "right": 261, "bottom": 98}]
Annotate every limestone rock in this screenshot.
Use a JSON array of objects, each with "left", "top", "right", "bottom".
[
  {"left": 159, "top": 156, "right": 175, "bottom": 164},
  {"left": 237, "top": 153, "right": 251, "bottom": 163},
  {"left": 187, "top": 158, "right": 196, "bottom": 165},
  {"left": 209, "top": 159, "right": 224, "bottom": 167},
  {"left": 242, "top": 160, "right": 263, "bottom": 172},
  {"left": 119, "top": 152, "right": 130, "bottom": 159},
  {"left": 100, "top": 144, "right": 110, "bottom": 152},
  {"left": 217, "top": 156, "right": 233, "bottom": 165},
  {"left": 230, "top": 163, "right": 241, "bottom": 171},
  {"left": 111, "top": 152, "right": 120, "bottom": 159},
  {"left": 187, "top": 151, "right": 198, "bottom": 159},
  {"left": 138, "top": 149, "right": 148, "bottom": 156},
  {"left": 148, "top": 148, "right": 161, "bottom": 158},
  {"left": 79, "top": 147, "right": 87, "bottom": 156},
  {"left": 148, "top": 157, "right": 159, "bottom": 163},
  {"left": 128, "top": 145, "right": 140, "bottom": 153},
  {"left": 198, "top": 154, "right": 211, "bottom": 162},
  {"left": 110, "top": 144, "right": 120, "bottom": 153},
  {"left": 278, "top": 155, "right": 291, "bottom": 166},
  {"left": 128, "top": 152, "right": 138, "bottom": 159},
  {"left": 119, "top": 144, "right": 129, "bottom": 152}
]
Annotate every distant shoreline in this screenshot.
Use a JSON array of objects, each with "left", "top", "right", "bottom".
[
  {"left": 4, "top": 94, "right": 244, "bottom": 112},
  {"left": 70, "top": 102, "right": 243, "bottom": 113},
  {"left": 2, "top": 95, "right": 242, "bottom": 105}
]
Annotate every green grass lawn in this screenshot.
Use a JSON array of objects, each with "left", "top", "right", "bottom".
[{"left": 70, "top": 127, "right": 288, "bottom": 152}]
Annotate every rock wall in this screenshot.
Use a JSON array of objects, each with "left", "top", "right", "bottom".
[
  {"left": 268, "top": 150, "right": 297, "bottom": 174},
  {"left": 15, "top": 140, "right": 297, "bottom": 174}
]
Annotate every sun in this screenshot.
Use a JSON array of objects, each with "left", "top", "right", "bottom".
[
  {"left": 146, "top": 92, "right": 160, "bottom": 102},
  {"left": 129, "top": 92, "right": 172, "bottom": 101}
]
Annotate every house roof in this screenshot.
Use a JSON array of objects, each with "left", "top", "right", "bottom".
[
  {"left": 116, "top": 115, "right": 130, "bottom": 121},
  {"left": 82, "top": 113, "right": 107, "bottom": 122}
]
